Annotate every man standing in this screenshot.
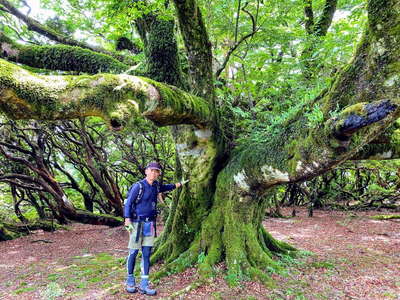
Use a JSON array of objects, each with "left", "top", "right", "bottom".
[{"left": 124, "top": 161, "right": 187, "bottom": 295}]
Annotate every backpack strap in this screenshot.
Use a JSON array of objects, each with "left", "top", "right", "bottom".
[
  {"left": 156, "top": 181, "right": 160, "bottom": 195},
  {"left": 129, "top": 181, "right": 144, "bottom": 219},
  {"left": 135, "top": 181, "right": 144, "bottom": 205},
  {"left": 153, "top": 182, "right": 161, "bottom": 235}
]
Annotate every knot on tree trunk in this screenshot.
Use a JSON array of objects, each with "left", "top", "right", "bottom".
[{"left": 332, "top": 100, "right": 397, "bottom": 141}]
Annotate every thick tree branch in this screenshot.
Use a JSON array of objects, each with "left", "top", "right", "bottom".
[
  {"left": 134, "top": 14, "right": 185, "bottom": 88},
  {"left": 0, "top": 174, "right": 45, "bottom": 191},
  {"left": 0, "top": 0, "right": 131, "bottom": 64},
  {"left": 0, "top": 141, "right": 33, "bottom": 155},
  {"left": 292, "top": 99, "right": 399, "bottom": 180},
  {"left": 0, "top": 59, "right": 212, "bottom": 128},
  {"left": 0, "top": 179, "right": 43, "bottom": 191},
  {"left": 301, "top": 0, "right": 337, "bottom": 79},
  {"left": 350, "top": 126, "right": 400, "bottom": 160},
  {"left": 228, "top": 99, "right": 399, "bottom": 198},
  {"left": 0, "top": 33, "right": 130, "bottom": 74},
  {"left": 0, "top": 146, "right": 40, "bottom": 174},
  {"left": 227, "top": 0, "right": 400, "bottom": 194},
  {"left": 331, "top": 101, "right": 397, "bottom": 142}
]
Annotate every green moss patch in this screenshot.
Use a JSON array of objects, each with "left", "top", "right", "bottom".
[
  {"left": 10, "top": 252, "right": 126, "bottom": 299},
  {"left": 14, "top": 287, "right": 36, "bottom": 295},
  {"left": 371, "top": 214, "right": 400, "bottom": 220}
]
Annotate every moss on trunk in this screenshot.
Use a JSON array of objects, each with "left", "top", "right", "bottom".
[
  {"left": 172, "top": 0, "right": 214, "bottom": 100},
  {"left": 144, "top": 18, "right": 186, "bottom": 89},
  {"left": 152, "top": 125, "right": 221, "bottom": 262},
  {"left": 152, "top": 167, "right": 295, "bottom": 286},
  {"left": 0, "top": 0, "right": 133, "bottom": 64}
]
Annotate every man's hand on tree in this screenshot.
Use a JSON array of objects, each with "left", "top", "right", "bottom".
[{"left": 176, "top": 179, "right": 189, "bottom": 188}]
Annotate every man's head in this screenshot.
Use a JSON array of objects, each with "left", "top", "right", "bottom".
[{"left": 145, "top": 162, "right": 162, "bottom": 181}]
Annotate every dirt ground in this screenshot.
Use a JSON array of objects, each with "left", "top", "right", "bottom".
[{"left": 0, "top": 207, "right": 399, "bottom": 300}]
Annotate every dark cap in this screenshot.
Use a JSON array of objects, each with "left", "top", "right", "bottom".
[{"left": 145, "top": 162, "right": 162, "bottom": 170}]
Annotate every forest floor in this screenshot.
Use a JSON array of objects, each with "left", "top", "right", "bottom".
[{"left": 0, "top": 207, "right": 399, "bottom": 300}]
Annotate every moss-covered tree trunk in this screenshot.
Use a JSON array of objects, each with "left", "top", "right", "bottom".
[
  {"left": 156, "top": 171, "right": 295, "bottom": 285},
  {"left": 153, "top": 0, "right": 400, "bottom": 282},
  {"left": 153, "top": 126, "right": 221, "bottom": 262},
  {"left": 131, "top": 14, "right": 238, "bottom": 265},
  {"left": 130, "top": 5, "right": 226, "bottom": 266}
]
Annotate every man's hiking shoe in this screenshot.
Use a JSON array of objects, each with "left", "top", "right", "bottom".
[
  {"left": 139, "top": 278, "right": 156, "bottom": 295},
  {"left": 126, "top": 275, "right": 137, "bottom": 293}
]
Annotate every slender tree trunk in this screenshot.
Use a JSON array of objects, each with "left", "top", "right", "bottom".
[
  {"left": 11, "top": 186, "right": 28, "bottom": 223},
  {"left": 27, "top": 190, "right": 46, "bottom": 219}
]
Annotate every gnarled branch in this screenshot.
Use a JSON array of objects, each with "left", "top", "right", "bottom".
[
  {"left": 227, "top": 0, "right": 400, "bottom": 194},
  {"left": 0, "top": 59, "right": 212, "bottom": 129}
]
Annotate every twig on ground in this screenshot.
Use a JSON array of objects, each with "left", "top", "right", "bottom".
[
  {"left": 30, "top": 239, "right": 53, "bottom": 243},
  {"left": 159, "top": 278, "right": 211, "bottom": 300}
]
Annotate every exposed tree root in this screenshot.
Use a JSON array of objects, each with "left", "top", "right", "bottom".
[
  {"left": 152, "top": 237, "right": 200, "bottom": 280},
  {"left": 0, "top": 220, "right": 65, "bottom": 241},
  {"left": 152, "top": 202, "right": 298, "bottom": 286},
  {"left": 371, "top": 214, "right": 400, "bottom": 220}
]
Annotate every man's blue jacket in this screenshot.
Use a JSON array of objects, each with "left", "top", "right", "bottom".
[{"left": 124, "top": 179, "right": 176, "bottom": 219}]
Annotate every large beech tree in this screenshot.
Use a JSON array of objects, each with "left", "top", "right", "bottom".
[{"left": 1, "top": 0, "right": 400, "bottom": 283}]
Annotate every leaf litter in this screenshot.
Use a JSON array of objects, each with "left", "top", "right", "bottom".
[{"left": 0, "top": 207, "right": 398, "bottom": 299}]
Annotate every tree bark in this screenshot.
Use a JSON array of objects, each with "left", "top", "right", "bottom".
[
  {"left": 129, "top": 6, "right": 222, "bottom": 265},
  {"left": 135, "top": 15, "right": 186, "bottom": 88}
]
